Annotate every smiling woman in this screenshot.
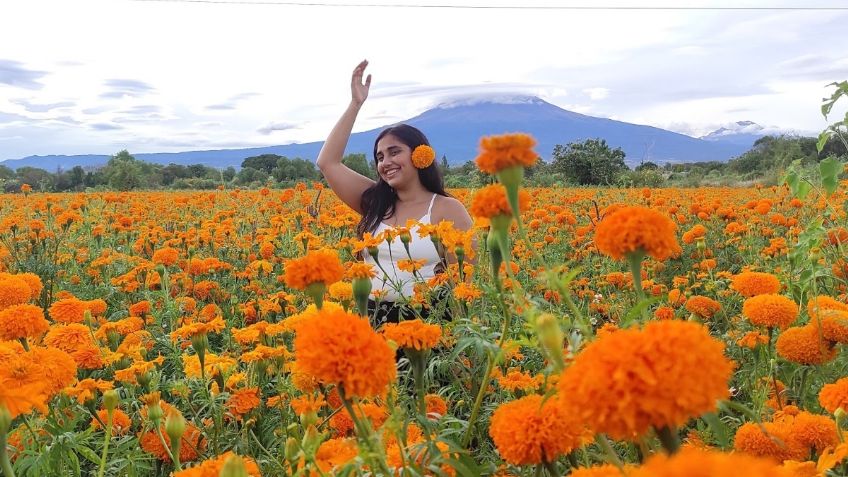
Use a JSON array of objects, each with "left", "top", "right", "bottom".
[{"left": 315, "top": 60, "right": 473, "bottom": 327}]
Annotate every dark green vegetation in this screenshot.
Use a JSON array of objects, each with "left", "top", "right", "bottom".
[{"left": 2, "top": 135, "right": 845, "bottom": 193}]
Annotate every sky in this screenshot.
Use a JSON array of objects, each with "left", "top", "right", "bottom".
[{"left": 1, "top": 0, "right": 847, "bottom": 161}]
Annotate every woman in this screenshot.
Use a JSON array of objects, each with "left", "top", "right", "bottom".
[{"left": 316, "top": 60, "right": 473, "bottom": 326}]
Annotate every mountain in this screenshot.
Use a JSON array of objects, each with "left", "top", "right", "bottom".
[
  {"left": 2, "top": 96, "right": 759, "bottom": 170},
  {"left": 699, "top": 121, "right": 767, "bottom": 148}
]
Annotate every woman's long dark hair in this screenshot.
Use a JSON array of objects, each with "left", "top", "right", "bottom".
[{"left": 356, "top": 124, "right": 448, "bottom": 237}]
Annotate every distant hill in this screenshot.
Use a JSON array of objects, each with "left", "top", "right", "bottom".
[
  {"left": 699, "top": 120, "right": 768, "bottom": 148},
  {"left": 2, "top": 96, "right": 762, "bottom": 170}
]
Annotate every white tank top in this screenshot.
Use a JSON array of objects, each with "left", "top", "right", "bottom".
[{"left": 363, "top": 193, "right": 441, "bottom": 302}]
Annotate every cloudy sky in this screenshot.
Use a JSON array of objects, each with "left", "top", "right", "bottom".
[{"left": 1, "top": 0, "right": 846, "bottom": 160}]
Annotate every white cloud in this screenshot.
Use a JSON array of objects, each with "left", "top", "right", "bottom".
[
  {"left": 0, "top": 0, "right": 846, "bottom": 159},
  {"left": 583, "top": 88, "right": 609, "bottom": 100}
]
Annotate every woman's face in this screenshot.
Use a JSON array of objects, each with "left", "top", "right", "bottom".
[{"left": 375, "top": 134, "right": 417, "bottom": 188}]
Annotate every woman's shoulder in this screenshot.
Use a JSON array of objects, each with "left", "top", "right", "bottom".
[{"left": 432, "top": 194, "right": 471, "bottom": 225}]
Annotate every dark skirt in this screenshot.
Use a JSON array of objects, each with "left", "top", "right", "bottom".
[{"left": 367, "top": 296, "right": 453, "bottom": 328}]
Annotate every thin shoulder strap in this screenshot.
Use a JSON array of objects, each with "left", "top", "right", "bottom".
[{"left": 426, "top": 193, "right": 437, "bottom": 216}]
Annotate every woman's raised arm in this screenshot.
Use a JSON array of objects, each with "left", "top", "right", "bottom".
[{"left": 316, "top": 60, "right": 377, "bottom": 214}]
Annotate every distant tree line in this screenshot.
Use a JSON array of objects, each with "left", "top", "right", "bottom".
[{"left": 3, "top": 134, "right": 845, "bottom": 193}]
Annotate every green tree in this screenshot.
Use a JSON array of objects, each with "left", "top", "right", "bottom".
[
  {"left": 16, "top": 167, "right": 53, "bottom": 191},
  {"left": 235, "top": 167, "right": 269, "bottom": 185},
  {"left": 552, "top": 138, "right": 627, "bottom": 185},
  {"left": 241, "top": 154, "right": 282, "bottom": 174},
  {"left": 341, "top": 153, "right": 375, "bottom": 179},
  {"left": 222, "top": 166, "right": 236, "bottom": 182},
  {"left": 104, "top": 150, "right": 143, "bottom": 190},
  {"left": 635, "top": 161, "right": 659, "bottom": 171}
]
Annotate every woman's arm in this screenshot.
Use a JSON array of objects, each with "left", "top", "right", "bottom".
[{"left": 316, "top": 60, "right": 376, "bottom": 214}]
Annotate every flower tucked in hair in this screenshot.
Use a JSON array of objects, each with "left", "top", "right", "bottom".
[{"left": 411, "top": 144, "right": 436, "bottom": 169}]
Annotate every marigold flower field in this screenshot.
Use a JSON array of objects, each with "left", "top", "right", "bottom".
[{"left": 4, "top": 153, "right": 848, "bottom": 476}]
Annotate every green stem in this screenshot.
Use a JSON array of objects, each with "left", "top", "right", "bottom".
[
  {"left": 627, "top": 252, "right": 650, "bottom": 322},
  {"left": 0, "top": 426, "right": 15, "bottom": 477},
  {"left": 96, "top": 412, "right": 113, "bottom": 477},
  {"left": 338, "top": 386, "right": 391, "bottom": 475},
  {"left": 153, "top": 426, "right": 177, "bottom": 468},
  {"left": 596, "top": 434, "right": 624, "bottom": 469},
  {"left": 461, "top": 276, "right": 512, "bottom": 448},
  {"left": 656, "top": 425, "right": 680, "bottom": 455}
]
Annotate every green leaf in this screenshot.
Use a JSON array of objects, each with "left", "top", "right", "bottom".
[
  {"left": 701, "top": 412, "right": 730, "bottom": 449},
  {"left": 796, "top": 180, "right": 812, "bottom": 200},
  {"left": 817, "top": 130, "right": 833, "bottom": 153},
  {"left": 820, "top": 157, "right": 842, "bottom": 196}
]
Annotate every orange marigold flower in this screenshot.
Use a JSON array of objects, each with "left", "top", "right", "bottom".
[
  {"left": 0, "top": 304, "right": 49, "bottom": 341},
  {"left": 0, "top": 276, "right": 32, "bottom": 310},
  {"left": 557, "top": 320, "right": 733, "bottom": 440},
  {"left": 731, "top": 272, "right": 782, "bottom": 297},
  {"left": 49, "top": 298, "right": 87, "bottom": 323},
  {"left": 346, "top": 262, "right": 376, "bottom": 280},
  {"left": 655, "top": 306, "right": 675, "bottom": 320},
  {"left": 631, "top": 446, "right": 789, "bottom": 476},
  {"left": 475, "top": 133, "right": 538, "bottom": 174},
  {"left": 425, "top": 393, "right": 447, "bottom": 419},
  {"left": 733, "top": 421, "right": 807, "bottom": 462},
  {"left": 0, "top": 356, "right": 48, "bottom": 418},
  {"left": 329, "top": 401, "right": 387, "bottom": 437},
  {"left": 72, "top": 346, "right": 105, "bottom": 370},
  {"left": 807, "top": 295, "right": 848, "bottom": 317},
  {"left": 737, "top": 331, "right": 770, "bottom": 349},
  {"left": 381, "top": 319, "right": 442, "bottom": 351},
  {"left": 328, "top": 281, "right": 353, "bottom": 301},
  {"left": 44, "top": 323, "right": 96, "bottom": 353},
  {"left": 29, "top": 346, "right": 78, "bottom": 396},
  {"left": 152, "top": 247, "right": 180, "bottom": 266},
  {"left": 411, "top": 144, "right": 436, "bottom": 169},
  {"left": 791, "top": 411, "right": 838, "bottom": 454},
  {"left": 13, "top": 273, "right": 43, "bottom": 300},
  {"left": 470, "top": 183, "right": 531, "bottom": 219},
  {"left": 129, "top": 300, "right": 151, "bottom": 317},
  {"left": 776, "top": 325, "right": 837, "bottom": 365},
  {"left": 496, "top": 369, "right": 542, "bottom": 394},
  {"left": 283, "top": 248, "right": 345, "bottom": 290},
  {"left": 290, "top": 394, "right": 326, "bottom": 416},
  {"left": 139, "top": 423, "right": 206, "bottom": 463},
  {"left": 84, "top": 299, "right": 108, "bottom": 316},
  {"left": 91, "top": 408, "right": 132, "bottom": 435},
  {"left": 570, "top": 465, "right": 628, "bottom": 477},
  {"left": 314, "top": 438, "right": 358, "bottom": 473},
  {"left": 684, "top": 296, "right": 722, "bottom": 319},
  {"left": 453, "top": 282, "right": 482, "bottom": 301},
  {"left": 172, "top": 452, "right": 262, "bottom": 477},
  {"left": 593, "top": 206, "right": 681, "bottom": 261},
  {"left": 293, "top": 307, "right": 396, "bottom": 398},
  {"left": 819, "top": 377, "right": 848, "bottom": 414},
  {"left": 742, "top": 294, "right": 798, "bottom": 330},
  {"left": 810, "top": 309, "right": 848, "bottom": 344},
  {"left": 227, "top": 387, "right": 261, "bottom": 418},
  {"left": 488, "top": 395, "right": 584, "bottom": 465}
]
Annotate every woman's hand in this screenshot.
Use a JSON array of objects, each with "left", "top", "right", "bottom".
[{"left": 351, "top": 59, "right": 372, "bottom": 106}]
